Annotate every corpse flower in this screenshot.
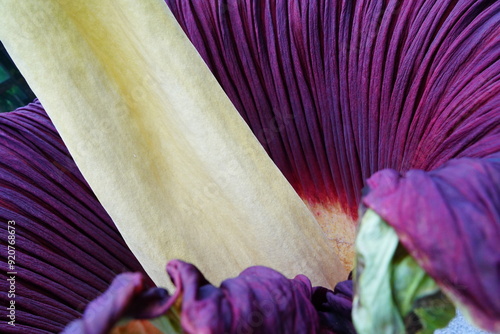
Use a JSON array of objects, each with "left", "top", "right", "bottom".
[
  {"left": 0, "top": 0, "right": 498, "bottom": 333},
  {"left": 0, "top": 104, "right": 354, "bottom": 333}
]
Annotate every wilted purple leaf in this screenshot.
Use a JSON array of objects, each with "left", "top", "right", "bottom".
[
  {"left": 363, "top": 155, "right": 500, "bottom": 332},
  {"left": 64, "top": 259, "right": 354, "bottom": 334},
  {"left": 0, "top": 101, "right": 152, "bottom": 333}
]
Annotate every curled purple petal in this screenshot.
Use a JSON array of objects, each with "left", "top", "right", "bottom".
[
  {"left": 312, "top": 280, "right": 356, "bottom": 334},
  {"left": 62, "top": 260, "right": 354, "bottom": 334},
  {"left": 0, "top": 101, "right": 152, "bottom": 332},
  {"left": 363, "top": 155, "right": 500, "bottom": 332},
  {"left": 124, "top": 285, "right": 172, "bottom": 319},
  {"left": 62, "top": 273, "right": 170, "bottom": 334},
  {"left": 166, "top": 260, "right": 354, "bottom": 334},
  {"left": 167, "top": 260, "right": 322, "bottom": 333}
]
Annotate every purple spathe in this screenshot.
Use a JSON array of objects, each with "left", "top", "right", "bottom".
[
  {"left": 0, "top": 101, "right": 152, "bottom": 333},
  {"left": 165, "top": 0, "right": 500, "bottom": 219}
]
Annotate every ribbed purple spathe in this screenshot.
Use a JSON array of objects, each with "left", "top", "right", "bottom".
[
  {"left": 0, "top": 101, "right": 151, "bottom": 333},
  {"left": 165, "top": 0, "right": 500, "bottom": 219}
]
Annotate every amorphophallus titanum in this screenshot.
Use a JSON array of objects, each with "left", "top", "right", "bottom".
[
  {"left": 0, "top": 102, "right": 355, "bottom": 334},
  {"left": 0, "top": 0, "right": 499, "bottom": 333}
]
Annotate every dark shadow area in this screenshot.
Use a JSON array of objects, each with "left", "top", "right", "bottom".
[{"left": 0, "top": 41, "right": 36, "bottom": 113}]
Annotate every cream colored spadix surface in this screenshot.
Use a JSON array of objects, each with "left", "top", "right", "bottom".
[{"left": 0, "top": 0, "right": 346, "bottom": 289}]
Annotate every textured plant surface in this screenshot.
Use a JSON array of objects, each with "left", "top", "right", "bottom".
[{"left": 0, "top": 0, "right": 498, "bottom": 333}]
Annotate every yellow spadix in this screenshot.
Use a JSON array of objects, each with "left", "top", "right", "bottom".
[{"left": 0, "top": 0, "right": 346, "bottom": 290}]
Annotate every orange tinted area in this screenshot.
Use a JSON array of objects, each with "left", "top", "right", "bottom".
[
  {"left": 110, "top": 320, "right": 163, "bottom": 334},
  {"left": 303, "top": 199, "right": 356, "bottom": 273}
]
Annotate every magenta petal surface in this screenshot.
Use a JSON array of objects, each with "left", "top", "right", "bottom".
[
  {"left": 0, "top": 101, "right": 152, "bottom": 333},
  {"left": 165, "top": 0, "right": 500, "bottom": 218},
  {"left": 363, "top": 155, "right": 500, "bottom": 332}
]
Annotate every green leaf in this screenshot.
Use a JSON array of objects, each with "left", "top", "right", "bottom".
[
  {"left": 353, "top": 210, "right": 455, "bottom": 334},
  {"left": 150, "top": 308, "right": 183, "bottom": 334},
  {"left": 414, "top": 296, "right": 456, "bottom": 334}
]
